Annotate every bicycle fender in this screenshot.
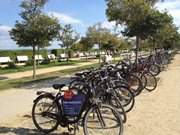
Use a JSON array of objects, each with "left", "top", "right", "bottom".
[{"left": 33, "top": 93, "right": 55, "bottom": 103}]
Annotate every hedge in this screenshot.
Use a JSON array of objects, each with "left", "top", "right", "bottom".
[{"left": 0, "top": 49, "right": 48, "bottom": 60}]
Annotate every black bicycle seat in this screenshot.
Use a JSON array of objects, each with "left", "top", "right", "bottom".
[
  {"left": 75, "top": 73, "right": 84, "bottom": 76},
  {"left": 52, "top": 84, "right": 66, "bottom": 90}
]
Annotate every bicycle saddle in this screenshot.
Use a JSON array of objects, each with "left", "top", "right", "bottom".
[
  {"left": 52, "top": 84, "right": 66, "bottom": 90},
  {"left": 75, "top": 72, "right": 84, "bottom": 76}
]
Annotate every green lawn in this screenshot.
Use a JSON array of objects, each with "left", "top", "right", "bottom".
[
  {"left": 0, "top": 57, "right": 122, "bottom": 90},
  {"left": 0, "top": 59, "right": 91, "bottom": 75},
  {"left": 0, "top": 63, "right": 100, "bottom": 90}
]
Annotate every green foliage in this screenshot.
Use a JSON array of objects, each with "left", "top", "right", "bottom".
[
  {"left": 106, "top": 0, "right": 178, "bottom": 52},
  {"left": 51, "top": 49, "right": 65, "bottom": 56},
  {"left": 7, "top": 62, "right": 17, "bottom": 69},
  {"left": 41, "top": 59, "right": 50, "bottom": 65},
  {"left": 124, "top": 10, "right": 173, "bottom": 39},
  {"left": 10, "top": 14, "right": 60, "bottom": 48},
  {"left": 148, "top": 22, "right": 180, "bottom": 49},
  {"left": 25, "top": 59, "right": 33, "bottom": 66},
  {"left": 10, "top": 0, "right": 60, "bottom": 78},
  {"left": 83, "top": 23, "right": 124, "bottom": 51},
  {"left": 0, "top": 49, "right": 48, "bottom": 59},
  {"left": 80, "top": 37, "right": 94, "bottom": 51},
  {"left": 106, "top": 0, "right": 166, "bottom": 39},
  {"left": 58, "top": 24, "right": 79, "bottom": 49},
  {"left": 57, "top": 24, "right": 79, "bottom": 60}
]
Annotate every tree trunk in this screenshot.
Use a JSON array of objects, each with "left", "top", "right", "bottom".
[
  {"left": 135, "top": 36, "right": 140, "bottom": 68},
  {"left": 67, "top": 46, "right": 69, "bottom": 63},
  {"left": 86, "top": 52, "right": 88, "bottom": 61},
  {"left": 99, "top": 51, "right": 101, "bottom": 64},
  {"left": 98, "top": 44, "right": 101, "bottom": 64},
  {"left": 113, "top": 50, "right": 116, "bottom": 63},
  {"left": 153, "top": 38, "right": 156, "bottom": 51},
  {"left": 37, "top": 46, "right": 40, "bottom": 67},
  {"left": 33, "top": 45, "right": 36, "bottom": 79}
]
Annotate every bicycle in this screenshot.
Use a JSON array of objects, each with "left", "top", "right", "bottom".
[{"left": 32, "top": 83, "right": 124, "bottom": 135}]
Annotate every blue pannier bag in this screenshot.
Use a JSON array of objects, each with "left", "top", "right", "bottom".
[{"left": 63, "top": 95, "right": 85, "bottom": 116}]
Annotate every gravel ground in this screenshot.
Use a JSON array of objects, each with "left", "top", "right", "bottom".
[{"left": 0, "top": 54, "right": 180, "bottom": 135}]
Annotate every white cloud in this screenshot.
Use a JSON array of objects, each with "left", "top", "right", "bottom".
[
  {"left": 156, "top": 0, "right": 180, "bottom": 10},
  {"left": 48, "top": 11, "right": 84, "bottom": 25},
  {"left": 0, "top": 25, "right": 60, "bottom": 50},
  {"left": 101, "top": 21, "right": 124, "bottom": 36},
  {"left": 156, "top": 0, "right": 180, "bottom": 26},
  {"left": 101, "top": 21, "right": 116, "bottom": 29},
  {"left": 0, "top": 25, "right": 18, "bottom": 50},
  {"left": 0, "top": 25, "right": 11, "bottom": 33},
  {"left": 0, "top": 25, "right": 12, "bottom": 38}
]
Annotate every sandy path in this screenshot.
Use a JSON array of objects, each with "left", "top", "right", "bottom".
[
  {"left": 124, "top": 54, "right": 180, "bottom": 135},
  {"left": 0, "top": 54, "right": 180, "bottom": 135}
]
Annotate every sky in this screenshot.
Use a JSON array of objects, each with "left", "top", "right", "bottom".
[{"left": 0, "top": 0, "right": 180, "bottom": 50}]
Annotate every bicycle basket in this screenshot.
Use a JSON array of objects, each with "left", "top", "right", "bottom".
[{"left": 63, "top": 95, "right": 85, "bottom": 116}]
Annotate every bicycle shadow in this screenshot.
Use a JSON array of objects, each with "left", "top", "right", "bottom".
[
  {"left": 0, "top": 126, "right": 70, "bottom": 135},
  {"left": 0, "top": 76, "right": 8, "bottom": 80},
  {"left": 21, "top": 76, "right": 71, "bottom": 90}
]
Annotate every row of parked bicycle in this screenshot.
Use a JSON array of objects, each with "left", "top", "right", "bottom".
[{"left": 32, "top": 50, "right": 173, "bottom": 135}]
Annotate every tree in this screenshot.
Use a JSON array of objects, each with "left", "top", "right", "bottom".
[
  {"left": 10, "top": 0, "right": 60, "bottom": 78},
  {"left": 71, "top": 37, "right": 94, "bottom": 61},
  {"left": 58, "top": 24, "right": 79, "bottom": 62},
  {"left": 149, "top": 22, "right": 180, "bottom": 49},
  {"left": 85, "top": 23, "right": 122, "bottom": 52},
  {"left": 145, "top": 11, "right": 174, "bottom": 49},
  {"left": 106, "top": 0, "right": 168, "bottom": 64}
]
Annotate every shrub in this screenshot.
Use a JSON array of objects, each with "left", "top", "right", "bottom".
[
  {"left": 7, "top": 62, "right": 17, "bottom": 69},
  {"left": 41, "top": 59, "right": 50, "bottom": 65},
  {"left": 0, "top": 49, "right": 48, "bottom": 59},
  {"left": 51, "top": 49, "right": 65, "bottom": 56},
  {"left": 25, "top": 60, "right": 33, "bottom": 66},
  {"left": 96, "top": 54, "right": 100, "bottom": 58}
]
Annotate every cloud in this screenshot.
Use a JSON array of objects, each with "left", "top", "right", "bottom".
[
  {"left": 101, "top": 21, "right": 124, "bottom": 36},
  {"left": 0, "top": 25, "right": 18, "bottom": 50},
  {"left": 48, "top": 11, "right": 84, "bottom": 25},
  {"left": 101, "top": 21, "right": 116, "bottom": 29},
  {"left": 156, "top": 0, "right": 180, "bottom": 26},
  {"left": 0, "top": 25, "right": 60, "bottom": 50},
  {"left": 156, "top": 0, "right": 180, "bottom": 10},
  {"left": 0, "top": 25, "right": 12, "bottom": 38}
]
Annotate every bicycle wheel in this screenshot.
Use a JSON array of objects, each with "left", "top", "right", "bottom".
[
  {"left": 114, "top": 86, "right": 135, "bottom": 113},
  {"left": 144, "top": 72, "right": 157, "bottom": 91},
  {"left": 135, "top": 72, "right": 147, "bottom": 92},
  {"left": 148, "top": 64, "right": 160, "bottom": 76},
  {"left": 83, "top": 104, "right": 123, "bottom": 135},
  {"left": 32, "top": 95, "right": 59, "bottom": 133},
  {"left": 109, "top": 94, "right": 127, "bottom": 123},
  {"left": 126, "top": 73, "right": 143, "bottom": 96}
]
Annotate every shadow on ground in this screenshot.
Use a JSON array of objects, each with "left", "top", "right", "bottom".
[
  {"left": 0, "top": 126, "right": 70, "bottom": 135},
  {"left": 0, "top": 76, "right": 8, "bottom": 80},
  {"left": 22, "top": 76, "right": 71, "bottom": 90}
]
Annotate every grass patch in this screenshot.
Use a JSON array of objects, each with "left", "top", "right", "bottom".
[
  {"left": 0, "top": 57, "right": 122, "bottom": 90},
  {"left": 0, "top": 62, "right": 100, "bottom": 90},
  {"left": 0, "top": 59, "right": 91, "bottom": 75}
]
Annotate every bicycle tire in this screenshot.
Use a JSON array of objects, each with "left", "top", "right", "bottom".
[
  {"left": 32, "top": 95, "right": 59, "bottom": 133},
  {"left": 144, "top": 72, "right": 157, "bottom": 91},
  {"left": 83, "top": 104, "right": 123, "bottom": 135}
]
